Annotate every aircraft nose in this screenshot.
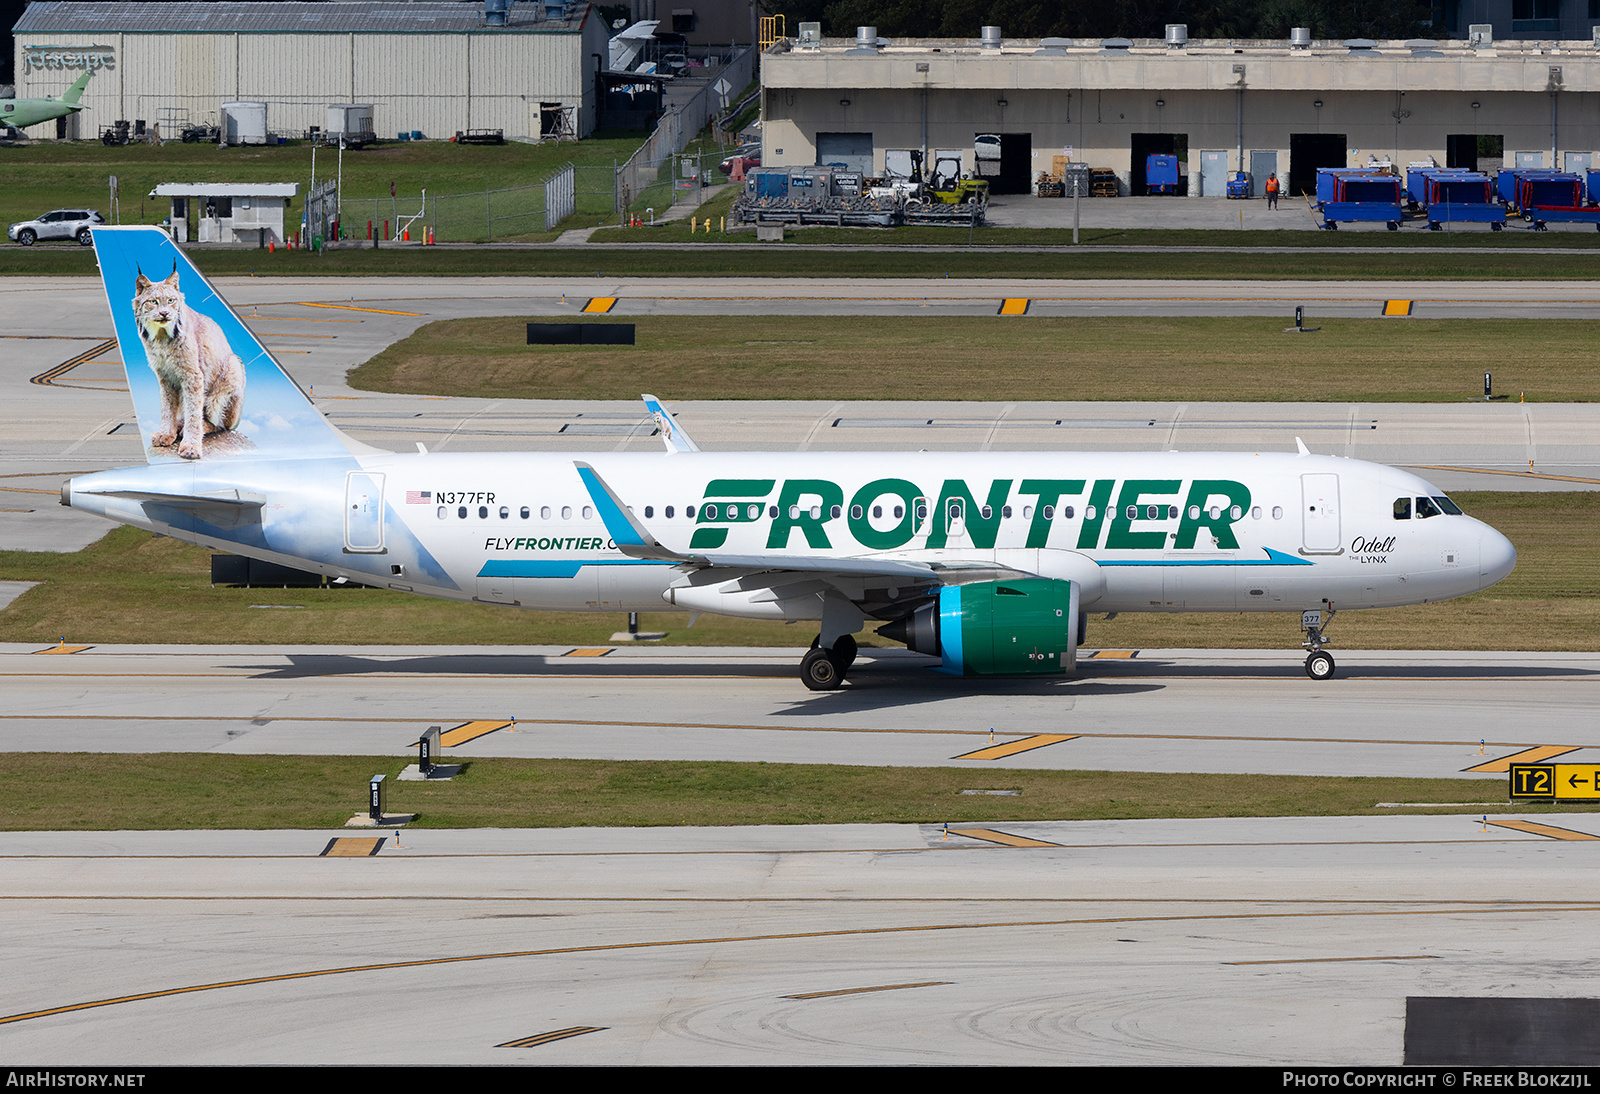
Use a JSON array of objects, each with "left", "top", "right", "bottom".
[{"left": 1478, "top": 523, "right": 1516, "bottom": 588}]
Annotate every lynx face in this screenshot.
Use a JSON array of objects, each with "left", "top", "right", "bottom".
[{"left": 133, "top": 270, "right": 184, "bottom": 344}]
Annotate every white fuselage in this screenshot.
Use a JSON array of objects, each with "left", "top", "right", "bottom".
[{"left": 66, "top": 448, "right": 1517, "bottom": 622}]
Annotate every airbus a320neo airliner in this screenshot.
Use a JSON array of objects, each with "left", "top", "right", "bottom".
[{"left": 63, "top": 226, "right": 1516, "bottom": 688}]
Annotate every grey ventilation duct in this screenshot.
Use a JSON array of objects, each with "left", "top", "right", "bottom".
[
  {"left": 1165, "top": 24, "right": 1187, "bottom": 48},
  {"left": 1289, "top": 27, "right": 1312, "bottom": 49}
]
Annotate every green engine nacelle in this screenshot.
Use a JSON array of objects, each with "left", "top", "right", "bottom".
[{"left": 881, "top": 578, "right": 1080, "bottom": 676}]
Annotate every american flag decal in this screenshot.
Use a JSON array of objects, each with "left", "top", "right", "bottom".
[{"left": 406, "top": 490, "right": 432, "bottom": 504}]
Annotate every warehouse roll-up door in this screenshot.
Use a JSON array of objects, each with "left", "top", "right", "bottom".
[{"left": 816, "top": 132, "right": 873, "bottom": 174}]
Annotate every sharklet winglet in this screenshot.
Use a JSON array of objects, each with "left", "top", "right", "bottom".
[
  {"left": 573, "top": 460, "right": 700, "bottom": 565},
  {"left": 641, "top": 394, "right": 701, "bottom": 454}
]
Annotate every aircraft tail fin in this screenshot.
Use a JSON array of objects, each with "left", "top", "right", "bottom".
[
  {"left": 91, "top": 225, "right": 374, "bottom": 464},
  {"left": 59, "top": 70, "right": 92, "bottom": 105}
]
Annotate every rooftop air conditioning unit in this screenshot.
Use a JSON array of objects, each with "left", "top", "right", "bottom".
[
  {"left": 797, "top": 21, "right": 821, "bottom": 48},
  {"left": 1469, "top": 24, "right": 1493, "bottom": 48}
]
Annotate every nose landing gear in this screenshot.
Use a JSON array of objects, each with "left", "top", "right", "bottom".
[{"left": 1301, "top": 606, "right": 1336, "bottom": 679}]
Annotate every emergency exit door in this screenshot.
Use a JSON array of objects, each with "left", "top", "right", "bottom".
[{"left": 344, "top": 472, "right": 386, "bottom": 553}]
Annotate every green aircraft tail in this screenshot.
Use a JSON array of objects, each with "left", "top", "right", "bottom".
[{"left": 59, "top": 70, "right": 92, "bottom": 105}]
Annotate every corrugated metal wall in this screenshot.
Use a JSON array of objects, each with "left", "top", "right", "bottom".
[{"left": 12, "top": 29, "right": 598, "bottom": 140}]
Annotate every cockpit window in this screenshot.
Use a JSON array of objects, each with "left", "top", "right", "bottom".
[
  {"left": 1415, "top": 496, "right": 1442, "bottom": 519},
  {"left": 1434, "top": 496, "right": 1462, "bottom": 516},
  {"left": 1393, "top": 497, "right": 1411, "bottom": 520}
]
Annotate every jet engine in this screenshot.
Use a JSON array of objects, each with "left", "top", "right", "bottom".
[{"left": 878, "top": 577, "right": 1080, "bottom": 676}]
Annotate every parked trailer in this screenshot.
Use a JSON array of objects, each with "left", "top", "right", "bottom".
[
  {"left": 1317, "top": 169, "right": 1403, "bottom": 230},
  {"left": 1412, "top": 170, "right": 1504, "bottom": 230},
  {"left": 1495, "top": 168, "right": 1562, "bottom": 210},
  {"left": 1511, "top": 173, "right": 1600, "bottom": 230},
  {"left": 1404, "top": 165, "right": 1469, "bottom": 209}
]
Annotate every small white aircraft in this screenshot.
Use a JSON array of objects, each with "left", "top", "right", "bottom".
[{"left": 64, "top": 227, "right": 1516, "bottom": 688}]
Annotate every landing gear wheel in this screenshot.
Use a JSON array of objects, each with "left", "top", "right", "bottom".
[
  {"left": 829, "top": 633, "right": 858, "bottom": 673},
  {"left": 1305, "top": 651, "right": 1336, "bottom": 680},
  {"left": 801, "top": 648, "right": 842, "bottom": 691}
]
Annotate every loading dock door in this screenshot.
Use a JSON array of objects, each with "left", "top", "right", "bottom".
[
  {"left": 974, "top": 133, "right": 1033, "bottom": 195},
  {"left": 1131, "top": 133, "right": 1188, "bottom": 196},
  {"left": 1250, "top": 150, "right": 1279, "bottom": 197},
  {"left": 816, "top": 132, "right": 873, "bottom": 175},
  {"left": 1289, "top": 133, "right": 1346, "bottom": 199},
  {"left": 1446, "top": 135, "right": 1479, "bottom": 172}
]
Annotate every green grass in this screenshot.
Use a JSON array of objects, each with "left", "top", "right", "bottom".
[
  {"left": 1, "top": 493, "right": 1594, "bottom": 651},
  {"left": 0, "top": 133, "right": 648, "bottom": 245},
  {"left": 0, "top": 753, "right": 1558, "bottom": 831},
  {"left": 349, "top": 314, "right": 1600, "bottom": 403}
]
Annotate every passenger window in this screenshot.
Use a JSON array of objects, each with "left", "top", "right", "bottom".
[
  {"left": 1126, "top": 505, "right": 1137, "bottom": 520},
  {"left": 1188, "top": 505, "right": 1200, "bottom": 520},
  {"left": 1042, "top": 504, "right": 1054, "bottom": 520},
  {"left": 810, "top": 505, "right": 822, "bottom": 519},
  {"left": 457, "top": 506, "right": 467, "bottom": 519},
  {"left": 1022, "top": 505, "right": 1033, "bottom": 519},
  {"left": 686, "top": 505, "right": 696, "bottom": 518},
  {"left": 520, "top": 506, "right": 530, "bottom": 519},
  {"left": 1272, "top": 506, "right": 1283, "bottom": 519},
  {"left": 1146, "top": 505, "right": 1158, "bottom": 520},
  {"left": 1002, "top": 505, "right": 1012, "bottom": 518},
  {"left": 749, "top": 504, "right": 761, "bottom": 520},
  {"left": 499, "top": 506, "right": 509, "bottom": 519},
  {"left": 1062, "top": 506, "right": 1073, "bottom": 519},
  {"left": 872, "top": 505, "right": 882, "bottom": 519},
  {"left": 1086, "top": 505, "right": 1096, "bottom": 521},
  {"left": 789, "top": 505, "right": 800, "bottom": 519},
  {"left": 980, "top": 505, "right": 992, "bottom": 520},
  {"left": 436, "top": 506, "right": 447, "bottom": 520},
  {"left": 893, "top": 505, "right": 903, "bottom": 519},
  {"left": 1415, "top": 496, "right": 1442, "bottom": 519},
  {"left": 583, "top": 506, "right": 593, "bottom": 520},
  {"left": 644, "top": 506, "right": 653, "bottom": 518},
  {"left": 1251, "top": 506, "right": 1261, "bottom": 519},
  {"left": 1209, "top": 506, "right": 1221, "bottom": 520},
  {"left": 769, "top": 505, "right": 778, "bottom": 518},
  {"left": 1229, "top": 505, "right": 1242, "bottom": 520},
  {"left": 561, "top": 506, "right": 572, "bottom": 520},
  {"left": 851, "top": 505, "right": 863, "bottom": 519},
  {"left": 830, "top": 505, "right": 841, "bottom": 519},
  {"left": 705, "top": 504, "right": 718, "bottom": 519},
  {"left": 541, "top": 506, "right": 551, "bottom": 520},
  {"left": 478, "top": 506, "right": 488, "bottom": 519},
  {"left": 665, "top": 505, "right": 675, "bottom": 518},
  {"left": 1393, "top": 497, "right": 1411, "bottom": 520}
]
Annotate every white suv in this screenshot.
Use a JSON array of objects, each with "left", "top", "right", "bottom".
[{"left": 9, "top": 209, "right": 105, "bottom": 246}]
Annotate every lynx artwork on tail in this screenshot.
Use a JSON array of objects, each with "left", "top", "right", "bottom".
[{"left": 132, "top": 267, "right": 245, "bottom": 460}]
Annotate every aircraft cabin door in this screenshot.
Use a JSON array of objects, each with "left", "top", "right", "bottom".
[
  {"left": 344, "top": 472, "right": 386, "bottom": 553},
  {"left": 1300, "top": 473, "right": 1342, "bottom": 554}
]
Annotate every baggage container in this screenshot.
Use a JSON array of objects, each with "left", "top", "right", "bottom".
[
  {"left": 1318, "top": 171, "right": 1403, "bottom": 230},
  {"left": 1145, "top": 154, "right": 1179, "bottom": 195}
]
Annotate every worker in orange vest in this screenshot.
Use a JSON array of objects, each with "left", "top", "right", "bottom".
[{"left": 1265, "top": 173, "right": 1280, "bottom": 210}]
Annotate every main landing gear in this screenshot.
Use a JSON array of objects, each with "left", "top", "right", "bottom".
[
  {"left": 1301, "top": 606, "right": 1336, "bottom": 680},
  {"left": 800, "top": 633, "right": 857, "bottom": 691}
]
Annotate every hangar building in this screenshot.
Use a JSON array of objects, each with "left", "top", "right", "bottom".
[
  {"left": 11, "top": 1, "right": 609, "bottom": 142},
  {"left": 760, "top": 27, "right": 1600, "bottom": 197}
]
